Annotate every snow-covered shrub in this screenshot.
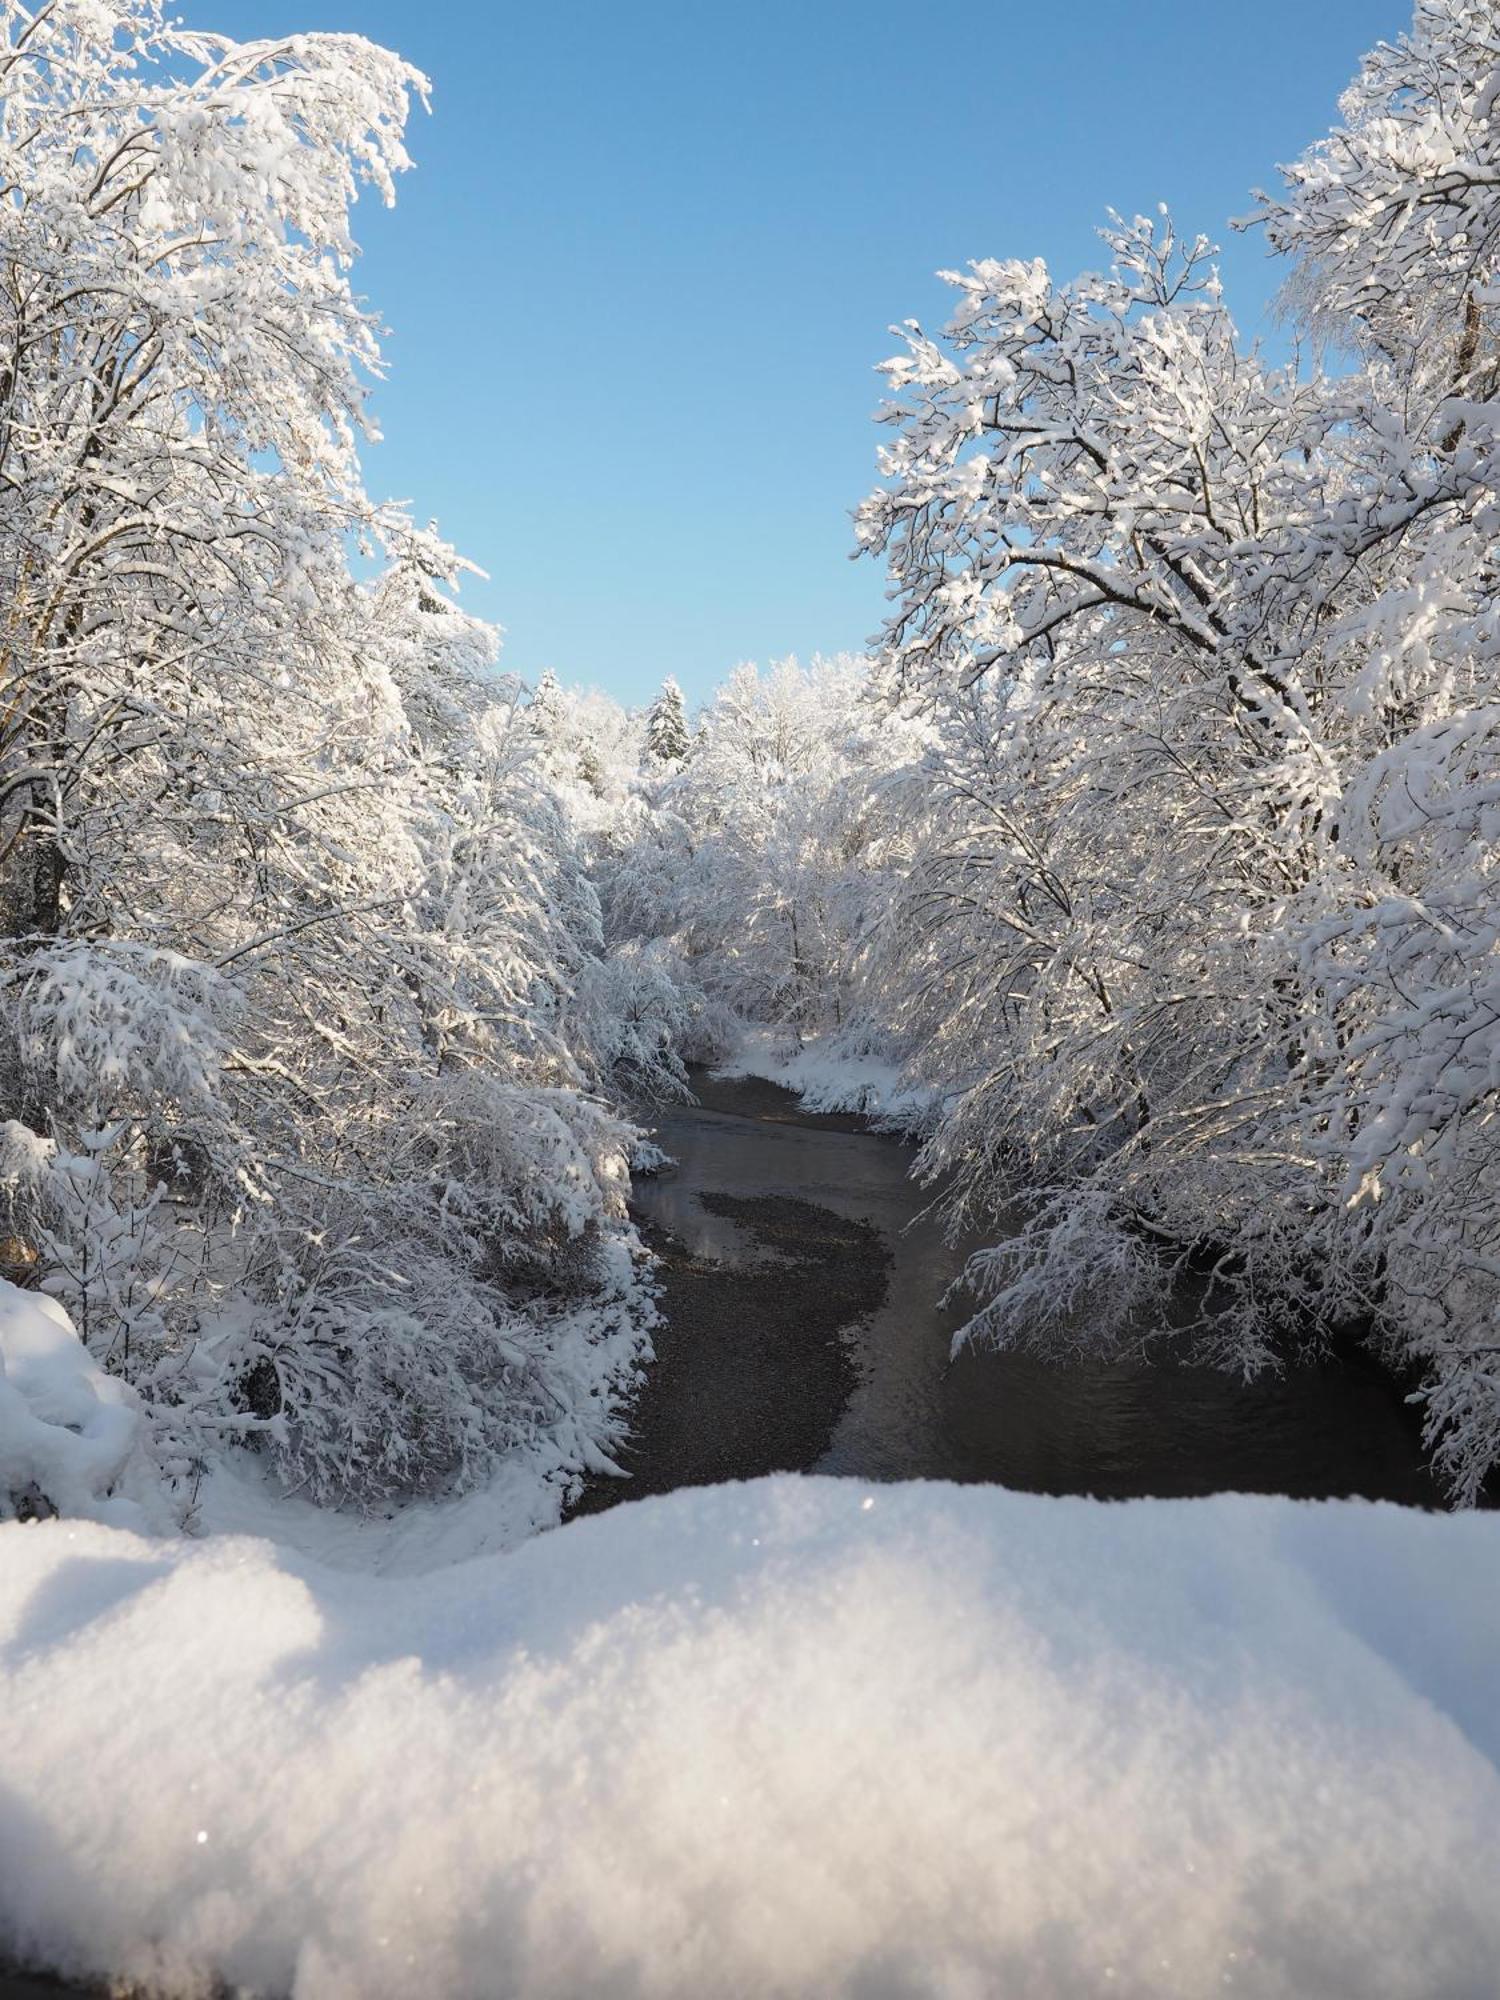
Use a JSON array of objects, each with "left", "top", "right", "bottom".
[{"left": 573, "top": 943, "right": 698, "bottom": 1106}]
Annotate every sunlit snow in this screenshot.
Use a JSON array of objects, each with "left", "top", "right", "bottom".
[{"left": 2, "top": 1473, "right": 1497, "bottom": 1999}]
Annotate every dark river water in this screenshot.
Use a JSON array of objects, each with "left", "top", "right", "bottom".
[{"left": 594, "top": 1069, "right": 1442, "bottom": 1511}]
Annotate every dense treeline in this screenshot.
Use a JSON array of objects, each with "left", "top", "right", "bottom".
[{"left": 861, "top": 0, "right": 1500, "bottom": 1503}]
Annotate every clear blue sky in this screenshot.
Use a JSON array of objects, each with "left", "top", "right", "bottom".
[{"left": 200, "top": 0, "right": 1410, "bottom": 708}]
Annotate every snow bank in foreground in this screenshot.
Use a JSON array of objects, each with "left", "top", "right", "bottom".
[
  {"left": 717, "top": 1025, "right": 941, "bottom": 1127},
  {"left": 2, "top": 1482, "right": 1497, "bottom": 1999},
  {"left": 0, "top": 1278, "right": 147, "bottom": 1527}
]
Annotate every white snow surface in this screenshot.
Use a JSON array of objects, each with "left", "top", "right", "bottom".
[
  {"left": 189, "top": 1448, "right": 575, "bottom": 1576},
  {"left": 0, "top": 1278, "right": 151, "bottom": 1529},
  {"left": 717, "top": 1025, "right": 941, "bottom": 1127},
  {"left": 2, "top": 1477, "right": 1498, "bottom": 2000}
]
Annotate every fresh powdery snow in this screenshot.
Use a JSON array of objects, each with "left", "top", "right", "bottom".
[{"left": 2, "top": 1475, "right": 1499, "bottom": 1994}]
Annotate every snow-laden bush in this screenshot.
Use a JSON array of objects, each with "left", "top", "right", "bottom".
[{"left": 573, "top": 942, "right": 703, "bottom": 1106}]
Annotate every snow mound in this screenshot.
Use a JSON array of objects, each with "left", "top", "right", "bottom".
[
  {"left": 2, "top": 1479, "right": 1497, "bottom": 1998},
  {"left": 0, "top": 1279, "right": 144, "bottom": 1525}
]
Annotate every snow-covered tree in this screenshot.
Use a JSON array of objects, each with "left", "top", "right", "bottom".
[
  {"left": 642, "top": 677, "right": 691, "bottom": 766},
  {"left": 0, "top": 1, "right": 650, "bottom": 1520},
  {"left": 609, "top": 657, "right": 920, "bottom": 1033},
  {"left": 1247, "top": 0, "right": 1500, "bottom": 1500},
  {"left": 526, "top": 669, "right": 567, "bottom": 740},
  {"left": 850, "top": 0, "right": 1500, "bottom": 1501}
]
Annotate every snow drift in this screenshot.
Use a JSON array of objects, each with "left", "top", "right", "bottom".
[
  {"left": 0, "top": 1278, "right": 146, "bottom": 1527},
  {"left": 1, "top": 1477, "right": 1496, "bottom": 1999}
]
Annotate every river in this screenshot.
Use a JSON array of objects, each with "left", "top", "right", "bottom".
[{"left": 573, "top": 1069, "right": 1441, "bottom": 1516}]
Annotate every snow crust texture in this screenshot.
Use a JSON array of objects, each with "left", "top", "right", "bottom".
[{"left": 1, "top": 1478, "right": 1496, "bottom": 2000}]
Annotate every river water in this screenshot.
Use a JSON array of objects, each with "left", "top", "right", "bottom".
[{"left": 599, "top": 1069, "right": 1441, "bottom": 1511}]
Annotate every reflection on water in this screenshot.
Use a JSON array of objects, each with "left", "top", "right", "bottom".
[{"left": 632, "top": 1073, "right": 1441, "bottom": 1508}]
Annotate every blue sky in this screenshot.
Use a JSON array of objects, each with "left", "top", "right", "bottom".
[{"left": 201, "top": 1, "right": 1411, "bottom": 707}]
